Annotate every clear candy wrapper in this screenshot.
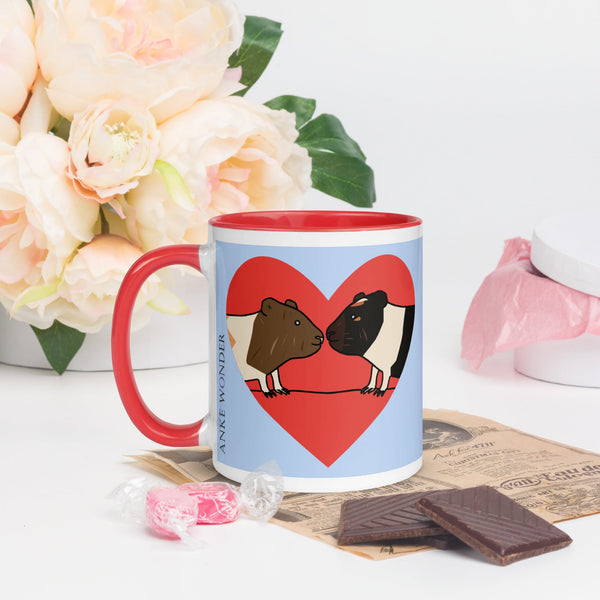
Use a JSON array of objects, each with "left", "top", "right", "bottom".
[
  {"left": 107, "top": 476, "right": 158, "bottom": 525},
  {"left": 107, "top": 461, "right": 284, "bottom": 544},
  {"left": 240, "top": 460, "right": 285, "bottom": 521}
]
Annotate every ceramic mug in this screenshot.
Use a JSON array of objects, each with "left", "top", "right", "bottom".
[{"left": 112, "top": 210, "right": 423, "bottom": 492}]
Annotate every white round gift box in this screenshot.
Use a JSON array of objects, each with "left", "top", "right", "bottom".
[{"left": 513, "top": 213, "right": 600, "bottom": 387}]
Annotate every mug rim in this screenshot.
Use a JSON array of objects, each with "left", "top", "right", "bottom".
[{"left": 209, "top": 210, "right": 422, "bottom": 232}]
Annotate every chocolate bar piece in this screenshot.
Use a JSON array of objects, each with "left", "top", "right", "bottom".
[
  {"left": 337, "top": 491, "right": 447, "bottom": 545},
  {"left": 416, "top": 486, "right": 573, "bottom": 566},
  {"left": 390, "top": 534, "right": 463, "bottom": 550},
  {"left": 417, "top": 534, "right": 463, "bottom": 550}
]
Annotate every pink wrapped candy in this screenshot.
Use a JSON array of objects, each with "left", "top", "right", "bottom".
[
  {"left": 179, "top": 482, "right": 241, "bottom": 524},
  {"left": 109, "top": 464, "right": 284, "bottom": 544},
  {"left": 145, "top": 487, "right": 198, "bottom": 538}
]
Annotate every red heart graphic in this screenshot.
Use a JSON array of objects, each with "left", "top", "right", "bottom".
[{"left": 226, "top": 255, "right": 415, "bottom": 467}]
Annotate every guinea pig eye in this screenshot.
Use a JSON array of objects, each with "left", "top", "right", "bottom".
[
  {"left": 351, "top": 314, "right": 361, "bottom": 322},
  {"left": 294, "top": 319, "right": 301, "bottom": 326}
]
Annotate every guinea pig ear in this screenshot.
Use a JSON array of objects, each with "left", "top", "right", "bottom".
[
  {"left": 284, "top": 299, "right": 298, "bottom": 309},
  {"left": 261, "top": 297, "right": 277, "bottom": 315},
  {"left": 372, "top": 290, "right": 389, "bottom": 307},
  {"left": 352, "top": 292, "right": 366, "bottom": 303}
]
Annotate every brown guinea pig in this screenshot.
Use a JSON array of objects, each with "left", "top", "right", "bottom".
[{"left": 227, "top": 298, "right": 323, "bottom": 397}]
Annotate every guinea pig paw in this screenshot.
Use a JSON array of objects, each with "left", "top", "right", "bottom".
[
  {"left": 373, "top": 389, "right": 386, "bottom": 397},
  {"left": 263, "top": 390, "right": 277, "bottom": 398},
  {"left": 275, "top": 388, "right": 290, "bottom": 396},
  {"left": 360, "top": 386, "right": 375, "bottom": 395}
]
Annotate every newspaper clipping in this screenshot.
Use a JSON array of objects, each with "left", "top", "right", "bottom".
[{"left": 129, "top": 409, "right": 600, "bottom": 560}]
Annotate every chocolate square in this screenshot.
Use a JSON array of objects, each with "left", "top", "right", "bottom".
[
  {"left": 416, "top": 486, "right": 573, "bottom": 566},
  {"left": 337, "top": 491, "right": 447, "bottom": 546}
]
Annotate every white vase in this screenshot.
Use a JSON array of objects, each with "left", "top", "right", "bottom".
[{"left": 0, "top": 272, "right": 209, "bottom": 371}]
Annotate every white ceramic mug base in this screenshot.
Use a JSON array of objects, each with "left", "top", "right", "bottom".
[
  {"left": 514, "top": 333, "right": 600, "bottom": 388},
  {"left": 213, "top": 456, "right": 423, "bottom": 493}
]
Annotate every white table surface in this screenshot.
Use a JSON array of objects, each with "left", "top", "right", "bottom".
[
  {"left": 2, "top": 321, "right": 599, "bottom": 599},
  {"left": 3, "top": 1, "right": 600, "bottom": 598}
]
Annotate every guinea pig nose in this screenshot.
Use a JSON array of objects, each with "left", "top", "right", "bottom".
[
  {"left": 316, "top": 335, "right": 324, "bottom": 343},
  {"left": 326, "top": 330, "right": 335, "bottom": 340}
]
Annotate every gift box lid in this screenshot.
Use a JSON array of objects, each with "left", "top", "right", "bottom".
[{"left": 530, "top": 212, "right": 600, "bottom": 297}]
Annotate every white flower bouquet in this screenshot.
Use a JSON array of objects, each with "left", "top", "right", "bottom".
[{"left": 0, "top": 0, "right": 375, "bottom": 373}]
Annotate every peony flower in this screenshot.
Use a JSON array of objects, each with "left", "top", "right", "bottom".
[
  {"left": 0, "top": 114, "right": 20, "bottom": 145},
  {"left": 0, "top": 74, "right": 57, "bottom": 145},
  {"left": 55, "top": 234, "right": 159, "bottom": 333},
  {"left": 0, "top": 0, "right": 37, "bottom": 118},
  {"left": 0, "top": 133, "right": 99, "bottom": 328},
  {"left": 19, "top": 73, "right": 59, "bottom": 138},
  {"left": 67, "top": 98, "right": 160, "bottom": 204},
  {"left": 34, "top": 0, "right": 244, "bottom": 123},
  {"left": 0, "top": 143, "right": 46, "bottom": 290},
  {"left": 125, "top": 96, "right": 312, "bottom": 249},
  {"left": 16, "top": 133, "right": 99, "bottom": 280}
]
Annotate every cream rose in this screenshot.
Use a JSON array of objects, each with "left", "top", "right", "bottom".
[
  {"left": 0, "top": 133, "right": 99, "bottom": 327},
  {"left": 17, "top": 133, "right": 99, "bottom": 281},
  {"left": 0, "top": 74, "right": 57, "bottom": 145},
  {"left": 0, "top": 1, "right": 37, "bottom": 118},
  {"left": 67, "top": 98, "right": 160, "bottom": 203},
  {"left": 0, "top": 114, "right": 20, "bottom": 145},
  {"left": 125, "top": 96, "right": 312, "bottom": 249},
  {"left": 0, "top": 144, "right": 46, "bottom": 292},
  {"left": 19, "top": 74, "right": 59, "bottom": 138},
  {"left": 55, "top": 234, "right": 159, "bottom": 333},
  {"left": 0, "top": 75, "right": 57, "bottom": 145},
  {"left": 34, "top": 0, "right": 244, "bottom": 123}
]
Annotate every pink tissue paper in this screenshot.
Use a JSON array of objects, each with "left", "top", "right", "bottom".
[{"left": 462, "top": 238, "right": 600, "bottom": 369}]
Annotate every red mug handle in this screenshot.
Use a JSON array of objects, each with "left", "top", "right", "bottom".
[{"left": 112, "top": 244, "right": 204, "bottom": 446}]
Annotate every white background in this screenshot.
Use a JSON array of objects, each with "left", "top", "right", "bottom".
[{"left": 2, "top": 1, "right": 600, "bottom": 598}]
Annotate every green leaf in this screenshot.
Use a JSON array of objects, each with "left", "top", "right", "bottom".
[
  {"left": 309, "top": 149, "right": 376, "bottom": 207},
  {"left": 31, "top": 321, "right": 86, "bottom": 375},
  {"left": 99, "top": 207, "right": 110, "bottom": 235},
  {"left": 298, "top": 114, "right": 366, "bottom": 161},
  {"left": 229, "top": 16, "right": 283, "bottom": 95},
  {"left": 154, "top": 160, "right": 195, "bottom": 209},
  {"left": 50, "top": 117, "right": 71, "bottom": 142},
  {"left": 264, "top": 95, "right": 316, "bottom": 129}
]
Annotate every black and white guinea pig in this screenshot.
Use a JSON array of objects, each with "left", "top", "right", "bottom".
[{"left": 326, "top": 290, "right": 414, "bottom": 396}]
